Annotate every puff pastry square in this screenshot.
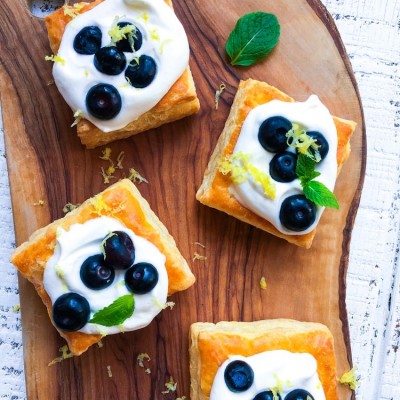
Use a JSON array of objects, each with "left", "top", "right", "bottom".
[
  {"left": 11, "top": 179, "right": 195, "bottom": 355},
  {"left": 45, "top": 0, "right": 200, "bottom": 149},
  {"left": 189, "top": 319, "right": 338, "bottom": 400},
  {"left": 196, "top": 79, "right": 356, "bottom": 248}
]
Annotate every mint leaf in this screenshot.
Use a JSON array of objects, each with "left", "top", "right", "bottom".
[
  {"left": 303, "top": 181, "right": 339, "bottom": 209},
  {"left": 89, "top": 294, "right": 134, "bottom": 327},
  {"left": 226, "top": 12, "right": 280, "bottom": 66},
  {"left": 296, "top": 153, "right": 320, "bottom": 182}
]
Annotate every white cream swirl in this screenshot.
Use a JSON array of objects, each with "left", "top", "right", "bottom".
[
  {"left": 43, "top": 216, "right": 168, "bottom": 335},
  {"left": 53, "top": 0, "right": 189, "bottom": 132},
  {"left": 210, "top": 350, "right": 326, "bottom": 400},
  {"left": 232, "top": 96, "right": 338, "bottom": 235}
]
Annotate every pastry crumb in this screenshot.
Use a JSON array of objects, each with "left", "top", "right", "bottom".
[
  {"left": 101, "top": 166, "right": 115, "bottom": 184},
  {"left": 137, "top": 353, "right": 151, "bottom": 368},
  {"left": 176, "top": 397, "right": 186, "bottom": 400},
  {"left": 63, "top": 202, "right": 80, "bottom": 214},
  {"left": 128, "top": 168, "right": 148, "bottom": 184},
  {"left": 33, "top": 200, "right": 45, "bottom": 206},
  {"left": 162, "top": 376, "right": 177, "bottom": 394},
  {"left": 163, "top": 301, "right": 175, "bottom": 310},
  {"left": 193, "top": 252, "right": 207, "bottom": 261},
  {"left": 339, "top": 367, "right": 359, "bottom": 390},
  {"left": 47, "top": 80, "right": 54, "bottom": 86},
  {"left": 260, "top": 276, "right": 267, "bottom": 290},
  {"left": 107, "top": 365, "right": 113, "bottom": 378},
  {"left": 71, "top": 109, "right": 84, "bottom": 128},
  {"left": 97, "top": 340, "right": 103, "bottom": 348},
  {"left": 12, "top": 305, "right": 20, "bottom": 312},
  {"left": 215, "top": 82, "right": 226, "bottom": 110},
  {"left": 145, "top": 368, "right": 151, "bottom": 375},
  {"left": 48, "top": 345, "right": 73, "bottom": 366}
]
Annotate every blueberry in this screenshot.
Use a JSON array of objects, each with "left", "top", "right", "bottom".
[
  {"left": 94, "top": 46, "right": 126, "bottom": 75},
  {"left": 125, "top": 55, "right": 157, "bottom": 88},
  {"left": 52, "top": 292, "right": 90, "bottom": 331},
  {"left": 80, "top": 254, "right": 115, "bottom": 290},
  {"left": 102, "top": 231, "right": 135, "bottom": 270},
  {"left": 307, "top": 131, "right": 329, "bottom": 161},
  {"left": 258, "top": 116, "right": 292, "bottom": 153},
  {"left": 253, "top": 391, "right": 282, "bottom": 400},
  {"left": 86, "top": 83, "right": 121, "bottom": 120},
  {"left": 270, "top": 151, "right": 298, "bottom": 182},
  {"left": 125, "top": 262, "right": 159, "bottom": 294},
  {"left": 73, "top": 26, "right": 102, "bottom": 55},
  {"left": 280, "top": 194, "right": 316, "bottom": 232},
  {"left": 285, "top": 389, "right": 315, "bottom": 400},
  {"left": 115, "top": 22, "right": 142, "bottom": 53},
  {"left": 224, "top": 360, "right": 254, "bottom": 393}
]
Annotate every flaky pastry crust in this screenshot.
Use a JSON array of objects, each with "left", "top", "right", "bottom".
[
  {"left": 189, "top": 319, "right": 338, "bottom": 400},
  {"left": 45, "top": 0, "right": 200, "bottom": 148},
  {"left": 11, "top": 179, "right": 195, "bottom": 355},
  {"left": 196, "top": 79, "right": 356, "bottom": 248}
]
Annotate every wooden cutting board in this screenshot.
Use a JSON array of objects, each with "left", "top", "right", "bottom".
[{"left": 0, "top": 0, "right": 365, "bottom": 398}]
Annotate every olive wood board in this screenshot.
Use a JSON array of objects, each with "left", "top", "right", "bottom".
[{"left": 0, "top": 0, "right": 366, "bottom": 398}]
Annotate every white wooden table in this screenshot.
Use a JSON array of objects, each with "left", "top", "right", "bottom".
[{"left": 0, "top": 0, "right": 399, "bottom": 398}]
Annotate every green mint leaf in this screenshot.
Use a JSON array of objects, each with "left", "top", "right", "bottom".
[
  {"left": 296, "top": 153, "right": 318, "bottom": 181},
  {"left": 89, "top": 294, "right": 135, "bottom": 327},
  {"left": 303, "top": 181, "right": 339, "bottom": 209},
  {"left": 226, "top": 12, "right": 280, "bottom": 66}
]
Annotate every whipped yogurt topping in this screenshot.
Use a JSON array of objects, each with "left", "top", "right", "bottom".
[
  {"left": 53, "top": 0, "right": 189, "bottom": 132},
  {"left": 231, "top": 95, "right": 338, "bottom": 235},
  {"left": 210, "top": 350, "right": 326, "bottom": 400},
  {"left": 43, "top": 216, "right": 168, "bottom": 335}
]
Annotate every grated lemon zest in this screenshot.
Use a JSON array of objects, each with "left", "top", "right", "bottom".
[
  {"left": 84, "top": 69, "right": 89, "bottom": 77},
  {"left": 160, "top": 38, "right": 172, "bottom": 54},
  {"left": 12, "top": 305, "right": 20, "bottom": 312},
  {"left": 286, "top": 122, "right": 321, "bottom": 162},
  {"left": 90, "top": 195, "right": 112, "bottom": 216},
  {"left": 100, "top": 147, "right": 112, "bottom": 161},
  {"left": 128, "top": 168, "right": 148, "bottom": 184},
  {"left": 163, "top": 301, "right": 176, "bottom": 310},
  {"left": 108, "top": 16, "right": 137, "bottom": 50},
  {"left": 136, "top": 12, "right": 149, "bottom": 23},
  {"left": 63, "top": 3, "right": 85, "bottom": 19},
  {"left": 215, "top": 82, "right": 226, "bottom": 110},
  {"left": 162, "top": 376, "right": 177, "bottom": 393},
  {"left": 107, "top": 365, "right": 113, "bottom": 377},
  {"left": 149, "top": 28, "right": 160, "bottom": 41},
  {"left": 33, "top": 199, "right": 45, "bottom": 206},
  {"left": 71, "top": 109, "right": 83, "bottom": 127},
  {"left": 45, "top": 54, "right": 65, "bottom": 66},
  {"left": 176, "top": 397, "right": 187, "bottom": 400},
  {"left": 339, "top": 367, "right": 359, "bottom": 390},
  {"left": 48, "top": 345, "right": 73, "bottom": 366},
  {"left": 62, "top": 202, "right": 80, "bottom": 214},
  {"left": 195, "top": 241, "right": 206, "bottom": 248},
  {"left": 219, "top": 152, "right": 276, "bottom": 199},
  {"left": 193, "top": 252, "right": 207, "bottom": 261},
  {"left": 260, "top": 276, "right": 267, "bottom": 290}
]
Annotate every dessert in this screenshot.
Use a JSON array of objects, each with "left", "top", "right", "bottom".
[
  {"left": 45, "top": 0, "right": 200, "bottom": 148},
  {"left": 189, "top": 319, "right": 338, "bottom": 400},
  {"left": 11, "top": 179, "right": 195, "bottom": 355},
  {"left": 196, "top": 79, "right": 356, "bottom": 248}
]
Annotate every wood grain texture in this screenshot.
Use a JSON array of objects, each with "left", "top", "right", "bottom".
[{"left": 0, "top": 0, "right": 365, "bottom": 399}]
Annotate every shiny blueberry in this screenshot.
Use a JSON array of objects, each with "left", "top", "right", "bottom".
[
  {"left": 80, "top": 254, "right": 115, "bottom": 290},
  {"left": 258, "top": 116, "right": 292, "bottom": 153},
  {"left": 125, "top": 55, "right": 157, "bottom": 88},
  {"left": 307, "top": 131, "right": 329, "bottom": 161},
  {"left": 253, "top": 391, "right": 282, "bottom": 400},
  {"left": 285, "top": 389, "right": 315, "bottom": 400},
  {"left": 86, "top": 83, "right": 121, "bottom": 120},
  {"left": 94, "top": 46, "right": 126, "bottom": 75},
  {"left": 115, "top": 22, "right": 143, "bottom": 53},
  {"left": 73, "top": 26, "right": 102, "bottom": 55},
  {"left": 280, "top": 194, "right": 316, "bottom": 232},
  {"left": 224, "top": 360, "right": 254, "bottom": 393},
  {"left": 102, "top": 231, "right": 135, "bottom": 270},
  {"left": 270, "top": 151, "right": 298, "bottom": 182},
  {"left": 52, "top": 292, "right": 90, "bottom": 331},
  {"left": 125, "top": 262, "right": 159, "bottom": 294}
]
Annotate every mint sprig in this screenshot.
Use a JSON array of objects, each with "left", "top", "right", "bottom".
[
  {"left": 89, "top": 294, "right": 135, "bottom": 327},
  {"left": 226, "top": 12, "right": 280, "bottom": 66},
  {"left": 296, "top": 154, "right": 339, "bottom": 209}
]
